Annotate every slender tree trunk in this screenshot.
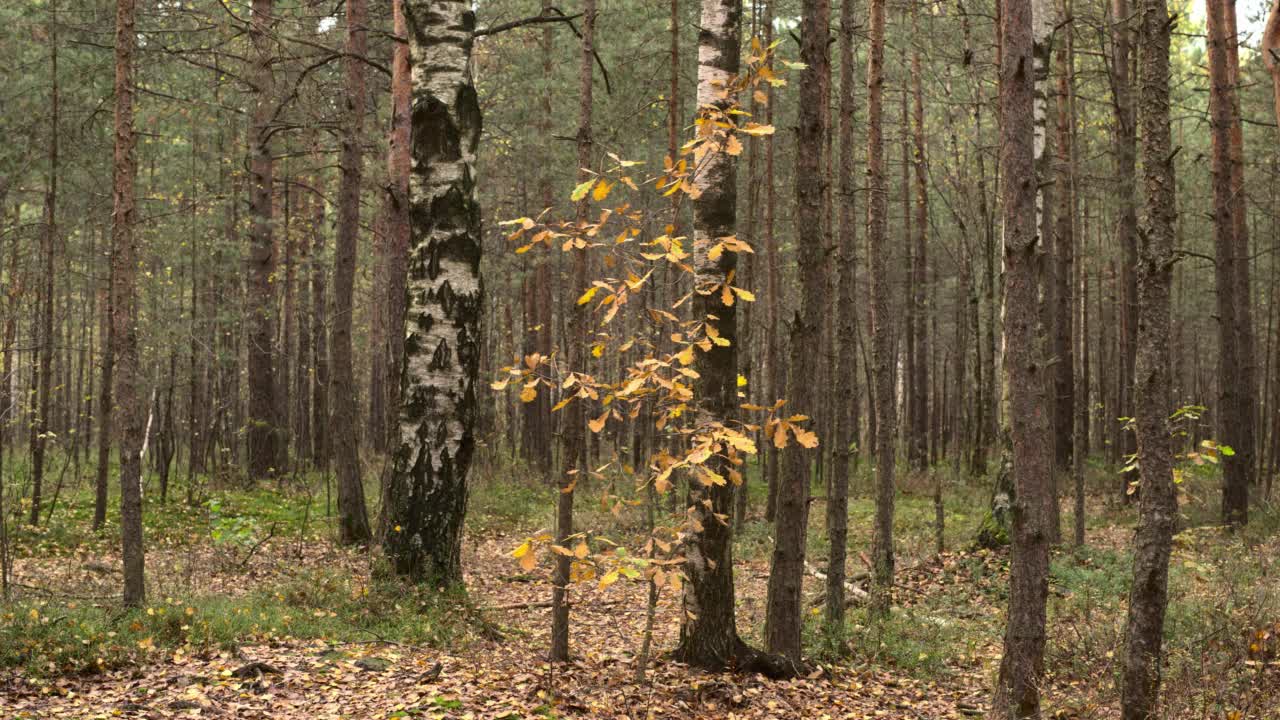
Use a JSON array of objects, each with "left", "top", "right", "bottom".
[
  {"left": 310, "top": 176, "right": 329, "bottom": 469},
  {"left": 673, "top": 0, "right": 785, "bottom": 679},
  {"left": 383, "top": 0, "right": 483, "bottom": 585},
  {"left": 988, "top": 0, "right": 1053, "bottom": 711},
  {"left": 330, "top": 0, "right": 372, "bottom": 545},
  {"left": 550, "top": 0, "right": 595, "bottom": 663},
  {"left": 1112, "top": 0, "right": 1139, "bottom": 500},
  {"left": 866, "top": 0, "right": 895, "bottom": 619},
  {"left": 112, "top": 0, "right": 146, "bottom": 608},
  {"left": 1207, "top": 0, "right": 1248, "bottom": 525},
  {"left": 1120, "top": 0, "right": 1177, "bottom": 713},
  {"left": 762, "top": 0, "right": 781, "bottom": 524},
  {"left": 1223, "top": 0, "right": 1258, "bottom": 491},
  {"left": 1053, "top": 0, "right": 1075, "bottom": 475},
  {"left": 766, "top": 0, "right": 827, "bottom": 666},
  {"left": 31, "top": 3, "right": 60, "bottom": 528},
  {"left": 247, "top": 0, "right": 280, "bottom": 480},
  {"left": 909, "top": 1, "right": 930, "bottom": 473},
  {"left": 826, "top": 0, "right": 858, "bottom": 636},
  {"left": 94, "top": 242, "right": 114, "bottom": 528}
]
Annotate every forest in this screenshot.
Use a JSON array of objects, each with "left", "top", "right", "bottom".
[{"left": 1, "top": 0, "right": 1279, "bottom": 716}]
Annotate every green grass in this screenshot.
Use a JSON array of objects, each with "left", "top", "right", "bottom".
[{"left": 0, "top": 567, "right": 472, "bottom": 676}]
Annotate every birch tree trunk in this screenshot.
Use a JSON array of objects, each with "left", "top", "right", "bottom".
[
  {"left": 1121, "top": 0, "right": 1178, "bottom": 713},
  {"left": 383, "top": 0, "right": 483, "bottom": 586},
  {"left": 674, "top": 0, "right": 785, "bottom": 679}
]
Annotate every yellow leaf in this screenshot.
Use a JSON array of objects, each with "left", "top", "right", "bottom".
[
  {"left": 589, "top": 411, "right": 610, "bottom": 433},
  {"left": 592, "top": 180, "right": 612, "bottom": 201},
  {"left": 793, "top": 426, "right": 819, "bottom": 448},
  {"left": 740, "top": 123, "right": 775, "bottom": 136},
  {"left": 725, "top": 135, "right": 743, "bottom": 156},
  {"left": 573, "top": 542, "right": 590, "bottom": 559},
  {"left": 520, "top": 385, "right": 537, "bottom": 403},
  {"left": 737, "top": 374, "right": 748, "bottom": 387},
  {"left": 571, "top": 178, "right": 595, "bottom": 202},
  {"left": 577, "top": 286, "right": 599, "bottom": 305},
  {"left": 599, "top": 569, "right": 620, "bottom": 589},
  {"left": 513, "top": 541, "right": 532, "bottom": 559}
]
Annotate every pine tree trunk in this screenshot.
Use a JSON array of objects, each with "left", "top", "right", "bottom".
[
  {"left": 112, "top": 0, "right": 146, "bottom": 608},
  {"left": 909, "top": 1, "right": 930, "bottom": 473},
  {"left": 32, "top": 3, "right": 59, "bottom": 528},
  {"left": 866, "top": 0, "right": 896, "bottom": 619},
  {"left": 1207, "top": 0, "right": 1248, "bottom": 525},
  {"left": 383, "top": 0, "right": 483, "bottom": 585},
  {"left": 766, "top": 0, "right": 827, "bottom": 666},
  {"left": 310, "top": 177, "right": 329, "bottom": 469},
  {"left": 331, "top": 0, "right": 372, "bottom": 546},
  {"left": 1120, "top": 0, "right": 1177, "bottom": 713},
  {"left": 988, "top": 0, "right": 1053, "bottom": 711},
  {"left": 247, "top": 0, "right": 281, "bottom": 480},
  {"left": 1112, "top": 0, "right": 1139, "bottom": 500},
  {"left": 1053, "top": 0, "right": 1076, "bottom": 475},
  {"left": 826, "top": 0, "right": 859, "bottom": 635}
]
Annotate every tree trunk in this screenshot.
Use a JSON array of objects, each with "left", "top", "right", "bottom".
[
  {"left": 826, "top": 0, "right": 858, "bottom": 636},
  {"left": 1120, "top": 0, "right": 1177, "bottom": 713},
  {"left": 866, "top": 0, "right": 895, "bottom": 619},
  {"left": 310, "top": 176, "right": 329, "bottom": 469},
  {"left": 383, "top": 0, "right": 483, "bottom": 585},
  {"left": 94, "top": 229, "right": 114, "bottom": 529},
  {"left": 112, "top": 0, "right": 146, "bottom": 609},
  {"left": 988, "top": 0, "right": 1053, "bottom": 711},
  {"left": 673, "top": 0, "right": 784, "bottom": 678},
  {"left": 1207, "top": 0, "right": 1248, "bottom": 525},
  {"left": 31, "top": 2, "right": 60, "bottom": 528},
  {"left": 765, "top": 0, "right": 827, "bottom": 666},
  {"left": 550, "top": 0, "right": 595, "bottom": 663},
  {"left": 330, "top": 0, "right": 373, "bottom": 546},
  {"left": 1112, "top": 0, "right": 1139, "bottom": 500},
  {"left": 909, "top": 0, "right": 930, "bottom": 473},
  {"left": 247, "top": 0, "right": 281, "bottom": 480},
  {"left": 1053, "top": 0, "right": 1076, "bottom": 475},
  {"left": 762, "top": 0, "right": 781, "bottom": 525}
]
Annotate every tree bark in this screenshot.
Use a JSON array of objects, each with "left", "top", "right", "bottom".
[
  {"left": 32, "top": 2, "right": 60, "bottom": 528},
  {"left": 766, "top": 0, "right": 827, "bottom": 666},
  {"left": 988, "top": 0, "right": 1053, "bottom": 711},
  {"left": 1120, "top": 0, "right": 1177, "bottom": 713},
  {"left": 112, "top": 0, "right": 146, "bottom": 608},
  {"left": 330, "top": 0, "right": 373, "bottom": 546},
  {"left": 866, "top": 0, "right": 895, "bottom": 619},
  {"left": 550, "top": 0, "right": 595, "bottom": 663},
  {"left": 909, "top": 0, "right": 930, "bottom": 473},
  {"left": 247, "top": 0, "right": 281, "bottom": 480},
  {"left": 826, "top": 0, "right": 858, "bottom": 636},
  {"left": 1112, "top": 0, "right": 1139, "bottom": 497},
  {"left": 383, "top": 0, "right": 483, "bottom": 586},
  {"left": 673, "top": 0, "right": 785, "bottom": 679},
  {"left": 1053, "top": 0, "right": 1076, "bottom": 475},
  {"left": 1207, "top": 0, "right": 1248, "bottom": 525}
]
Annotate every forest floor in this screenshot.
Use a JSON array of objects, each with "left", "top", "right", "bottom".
[{"left": 1, "top": 455, "right": 1279, "bottom": 719}]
